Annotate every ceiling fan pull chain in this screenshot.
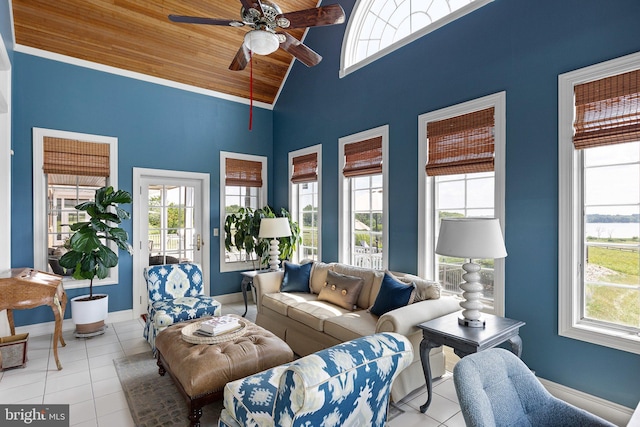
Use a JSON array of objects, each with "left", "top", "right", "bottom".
[{"left": 249, "top": 49, "right": 253, "bottom": 131}]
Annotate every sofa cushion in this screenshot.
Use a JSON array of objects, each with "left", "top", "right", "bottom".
[
  {"left": 262, "top": 292, "right": 318, "bottom": 316},
  {"left": 280, "top": 261, "right": 313, "bottom": 293},
  {"left": 333, "top": 264, "right": 384, "bottom": 309},
  {"left": 288, "top": 301, "right": 351, "bottom": 331},
  {"left": 317, "top": 270, "right": 364, "bottom": 310},
  {"left": 369, "top": 272, "right": 416, "bottom": 316},
  {"left": 309, "top": 261, "right": 335, "bottom": 294},
  {"left": 398, "top": 274, "right": 441, "bottom": 301},
  {"left": 323, "top": 310, "right": 378, "bottom": 342}
]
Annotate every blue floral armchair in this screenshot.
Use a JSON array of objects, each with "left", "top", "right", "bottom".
[
  {"left": 218, "top": 332, "right": 413, "bottom": 427},
  {"left": 143, "top": 263, "right": 221, "bottom": 353}
]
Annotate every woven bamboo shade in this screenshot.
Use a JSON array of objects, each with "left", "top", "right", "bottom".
[
  {"left": 343, "top": 136, "right": 383, "bottom": 177},
  {"left": 573, "top": 69, "right": 640, "bottom": 150},
  {"left": 225, "top": 158, "right": 263, "bottom": 187},
  {"left": 425, "top": 107, "right": 495, "bottom": 176},
  {"left": 43, "top": 137, "right": 110, "bottom": 177},
  {"left": 291, "top": 153, "right": 318, "bottom": 183}
]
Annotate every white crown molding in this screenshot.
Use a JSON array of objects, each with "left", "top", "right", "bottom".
[{"left": 14, "top": 44, "right": 274, "bottom": 110}]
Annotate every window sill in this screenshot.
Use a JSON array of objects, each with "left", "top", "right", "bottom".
[
  {"left": 560, "top": 320, "right": 640, "bottom": 355},
  {"left": 220, "top": 261, "right": 262, "bottom": 273},
  {"left": 61, "top": 277, "right": 117, "bottom": 290}
]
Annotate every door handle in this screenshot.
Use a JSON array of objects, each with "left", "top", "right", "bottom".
[{"left": 196, "top": 234, "right": 202, "bottom": 251}]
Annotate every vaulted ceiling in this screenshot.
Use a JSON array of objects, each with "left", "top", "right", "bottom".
[{"left": 12, "top": 0, "right": 329, "bottom": 105}]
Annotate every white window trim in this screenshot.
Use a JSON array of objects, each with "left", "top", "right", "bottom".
[
  {"left": 558, "top": 51, "right": 640, "bottom": 355},
  {"left": 0, "top": 35, "right": 11, "bottom": 273},
  {"left": 418, "top": 91, "right": 506, "bottom": 315},
  {"left": 32, "top": 127, "right": 119, "bottom": 290},
  {"left": 338, "top": 125, "right": 389, "bottom": 268},
  {"left": 339, "top": 0, "right": 493, "bottom": 78},
  {"left": 219, "top": 151, "right": 268, "bottom": 273},
  {"left": 288, "top": 144, "right": 322, "bottom": 263}
]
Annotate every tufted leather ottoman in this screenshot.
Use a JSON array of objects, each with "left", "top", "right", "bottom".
[{"left": 155, "top": 315, "right": 294, "bottom": 427}]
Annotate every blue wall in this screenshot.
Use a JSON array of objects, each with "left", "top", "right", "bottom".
[
  {"left": 4, "top": 0, "right": 640, "bottom": 410},
  {"left": 11, "top": 53, "right": 273, "bottom": 324},
  {"left": 273, "top": 0, "right": 640, "bottom": 408}
]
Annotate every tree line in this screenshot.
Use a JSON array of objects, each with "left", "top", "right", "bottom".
[{"left": 586, "top": 214, "right": 639, "bottom": 223}]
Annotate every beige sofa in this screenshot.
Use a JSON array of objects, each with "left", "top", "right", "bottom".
[{"left": 253, "top": 262, "right": 461, "bottom": 402}]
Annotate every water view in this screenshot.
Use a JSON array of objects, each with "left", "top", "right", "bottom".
[{"left": 585, "top": 222, "right": 640, "bottom": 239}]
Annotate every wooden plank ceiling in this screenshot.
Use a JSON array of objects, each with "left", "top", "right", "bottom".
[{"left": 12, "top": 0, "right": 322, "bottom": 105}]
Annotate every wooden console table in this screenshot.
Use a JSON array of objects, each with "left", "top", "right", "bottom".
[
  {"left": 0, "top": 268, "right": 67, "bottom": 370},
  {"left": 417, "top": 311, "right": 525, "bottom": 413}
]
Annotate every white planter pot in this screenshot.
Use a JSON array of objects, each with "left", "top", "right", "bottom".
[{"left": 70, "top": 294, "right": 108, "bottom": 329}]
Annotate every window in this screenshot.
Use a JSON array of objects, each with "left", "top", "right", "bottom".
[
  {"left": 219, "top": 152, "right": 267, "bottom": 272},
  {"left": 418, "top": 92, "right": 506, "bottom": 315},
  {"left": 32, "top": 128, "right": 118, "bottom": 289},
  {"left": 148, "top": 184, "right": 197, "bottom": 264},
  {"left": 559, "top": 52, "right": 640, "bottom": 354},
  {"left": 339, "top": 125, "right": 389, "bottom": 269},
  {"left": 340, "top": 0, "right": 493, "bottom": 77},
  {"left": 289, "top": 145, "right": 322, "bottom": 263}
]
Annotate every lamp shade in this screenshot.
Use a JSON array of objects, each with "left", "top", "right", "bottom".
[
  {"left": 244, "top": 30, "right": 280, "bottom": 55},
  {"left": 259, "top": 217, "right": 291, "bottom": 239},
  {"left": 436, "top": 218, "right": 507, "bottom": 259}
]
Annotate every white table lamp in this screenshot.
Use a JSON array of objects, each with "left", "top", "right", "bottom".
[
  {"left": 436, "top": 218, "right": 507, "bottom": 328},
  {"left": 258, "top": 217, "right": 291, "bottom": 271}
]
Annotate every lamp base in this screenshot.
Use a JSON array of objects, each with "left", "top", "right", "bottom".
[
  {"left": 458, "top": 315, "right": 485, "bottom": 328},
  {"left": 267, "top": 238, "right": 281, "bottom": 271}
]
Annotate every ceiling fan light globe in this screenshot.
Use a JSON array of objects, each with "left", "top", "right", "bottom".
[{"left": 244, "top": 30, "right": 280, "bottom": 55}]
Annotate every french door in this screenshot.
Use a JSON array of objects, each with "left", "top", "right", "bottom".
[{"left": 132, "top": 168, "right": 210, "bottom": 318}]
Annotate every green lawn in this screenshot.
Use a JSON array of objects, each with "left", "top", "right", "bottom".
[{"left": 585, "top": 243, "right": 639, "bottom": 327}]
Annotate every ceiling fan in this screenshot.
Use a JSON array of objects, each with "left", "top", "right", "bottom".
[{"left": 169, "top": 0, "right": 346, "bottom": 71}]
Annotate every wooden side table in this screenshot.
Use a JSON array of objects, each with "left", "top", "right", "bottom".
[
  {"left": 0, "top": 268, "right": 68, "bottom": 370},
  {"left": 240, "top": 270, "right": 277, "bottom": 317},
  {"left": 417, "top": 311, "right": 525, "bottom": 413},
  {"left": 240, "top": 271, "right": 259, "bottom": 317}
]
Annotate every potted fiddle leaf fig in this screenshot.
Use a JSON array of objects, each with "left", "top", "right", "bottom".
[{"left": 59, "top": 186, "right": 132, "bottom": 336}]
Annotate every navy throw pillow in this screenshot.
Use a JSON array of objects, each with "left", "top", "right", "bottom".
[
  {"left": 280, "top": 261, "right": 313, "bottom": 293},
  {"left": 369, "top": 272, "right": 415, "bottom": 316}
]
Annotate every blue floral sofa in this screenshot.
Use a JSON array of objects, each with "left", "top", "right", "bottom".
[
  {"left": 143, "top": 263, "right": 221, "bottom": 353},
  {"left": 218, "top": 332, "right": 413, "bottom": 427}
]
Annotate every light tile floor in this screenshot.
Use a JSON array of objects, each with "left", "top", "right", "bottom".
[{"left": 0, "top": 302, "right": 463, "bottom": 426}]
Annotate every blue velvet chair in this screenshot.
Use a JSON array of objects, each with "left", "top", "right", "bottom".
[
  {"left": 218, "top": 332, "right": 413, "bottom": 427},
  {"left": 143, "top": 263, "right": 221, "bottom": 353},
  {"left": 453, "top": 348, "right": 615, "bottom": 427}
]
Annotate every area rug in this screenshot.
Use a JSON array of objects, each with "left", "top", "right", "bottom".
[
  {"left": 114, "top": 352, "right": 403, "bottom": 426},
  {"left": 114, "top": 352, "right": 222, "bottom": 426}
]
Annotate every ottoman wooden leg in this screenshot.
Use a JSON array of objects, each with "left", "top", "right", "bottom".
[
  {"left": 188, "top": 405, "right": 203, "bottom": 427},
  {"left": 157, "top": 354, "right": 166, "bottom": 376}
]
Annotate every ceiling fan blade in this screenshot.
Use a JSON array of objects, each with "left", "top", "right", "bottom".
[
  {"left": 229, "top": 44, "right": 251, "bottom": 71},
  {"left": 169, "top": 15, "right": 244, "bottom": 27},
  {"left": 277, "top": 31, "right": 322, "bottom": 68},
  {"left": 276, "top": 4, "right": 345, "bottom": 29}
]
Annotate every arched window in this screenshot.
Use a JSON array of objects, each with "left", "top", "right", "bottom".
[{"left": 340, "top": 0, "right": 492, "bottom": 77}]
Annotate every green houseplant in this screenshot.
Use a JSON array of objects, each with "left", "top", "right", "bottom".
[
  {"left": 224, "top": 206, "right": 301, "bottom": 270},
  {"left": 59, "top": 186, "right": 132, "bottom": 335}
]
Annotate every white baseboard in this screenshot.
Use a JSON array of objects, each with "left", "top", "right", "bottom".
[
  {"left": 212, "top": 291, "right": 247, "bottom": 305},
  {"left": 539, "top": 377, "right": 634, "bottom": 426},
  {"left": 14, "top": 308, "right": 136, "bottom": 336},
  {"left": 12, "top": 292, "right": 250, "bottom": 337}
]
